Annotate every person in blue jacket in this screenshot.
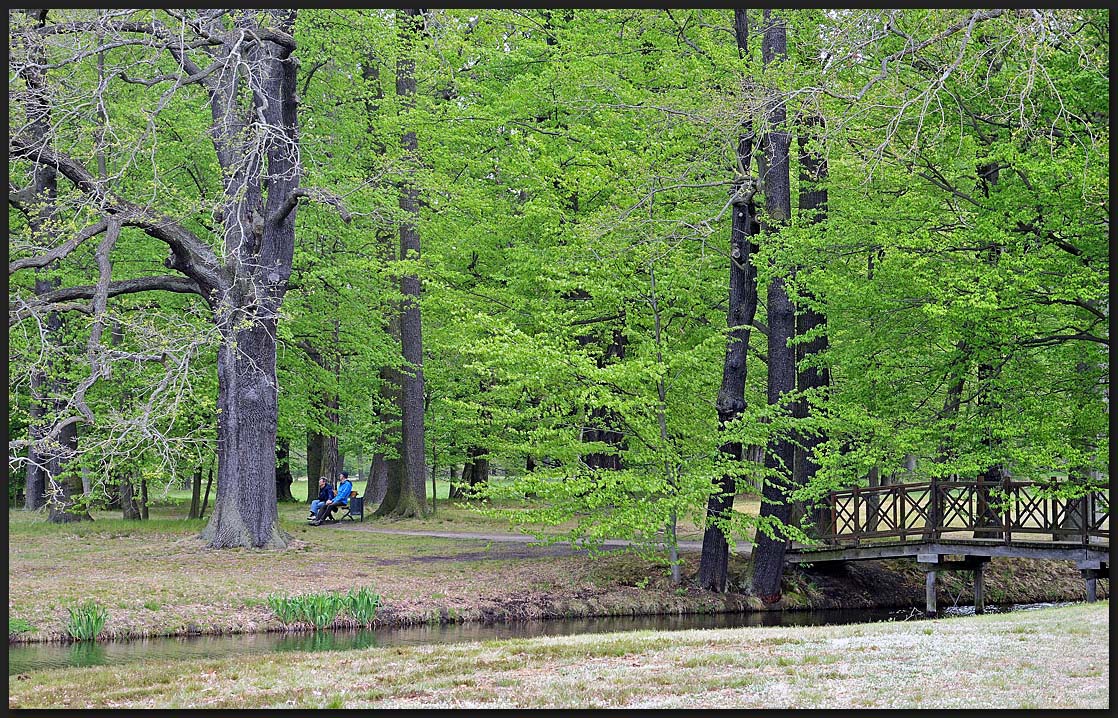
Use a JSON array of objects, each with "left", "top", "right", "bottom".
[
  {"left": 307, "top": 476, "right": 335, "bottom": 521},
  {"left": 311, "top": 470, "right": 352, "bottom": 525}
]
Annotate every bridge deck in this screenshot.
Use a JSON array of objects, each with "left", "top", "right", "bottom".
[{"left": 787, "top": 537, "right": 1109, "bottom": 568}]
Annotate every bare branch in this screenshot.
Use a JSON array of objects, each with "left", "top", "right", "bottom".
[
  {"left": 269, "top": 187, "right": 353, "bottom": 226},
  {"left": 9, "top": 218, "right": 110, "bottom": 274},
  {"left": 32, "top": 275, "right": 203, "bottom": 305},
  {"left": 8, "top": 138, "right": 224, "bottom": 292}
]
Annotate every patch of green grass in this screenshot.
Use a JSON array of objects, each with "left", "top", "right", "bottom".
[
  {"left": 9, "top": 617, "right": 33, "bottom": 634},
  {"left": 144, "top": 601, "right": 162, "bottom": 611},
  {"left": 66, "top": 600, "right": 108, "bottom": 641},
  {"left": 344, "top": 586, "right": 381, "bottom": 626},
  {"left": 267, "top": 588, "right": 379, "bottom": 629}
]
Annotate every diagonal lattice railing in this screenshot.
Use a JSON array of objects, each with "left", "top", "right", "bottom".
[{"left": 817, "top": 477, "right": 1109, "bottom": 546}]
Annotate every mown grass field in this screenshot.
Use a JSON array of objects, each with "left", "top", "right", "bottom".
[{"left": 7, "top": 601, "right": 1109, "bottom": 709}]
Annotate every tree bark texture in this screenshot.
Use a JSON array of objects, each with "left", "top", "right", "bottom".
[
  {"left": 200, "top": 10, "right": 300, "bottom": 548},
  {"left": 306, "top": 431, "right": 324, "bottom": 502},
  {"left": 373, "top": 316, "right": 406, "bottom": 516},
  {"left": 698, "top": 7, "right": 760, "bottom": 593},
  {"left": 793, "top": 113, "right": 830, "bottom": 537},
  {"left": 275, "top": 437, "right": 295, "bottom": 502},
  {"left": 16, "top": 9, "right": 68, "bottom": 514},
  {"left": 121, "top": 471, "right": 141, "bottom": 521},
  {"left": 750, "top": 9, "right": 795, "bottom": 603},
  {"left": 189, "top": 464, "right": 203, "bottom": 519},
  {"left": 450, "top": 446, "right": 489, "bottom": 499},
  {"left": 394, "top": 7, "right": 428, "bottom": 517}
]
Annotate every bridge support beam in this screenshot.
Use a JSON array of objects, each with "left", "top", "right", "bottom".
[
  {"left": 973, "top": 563, "right": 984, "bottom": 615},
  {"left": 924, "top": 569, "right": 937, "bottom": 617},
  {"left": 1082, "top": 569, "right": 1099, "bottom": 603}
]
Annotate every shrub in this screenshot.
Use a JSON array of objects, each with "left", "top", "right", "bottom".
[{"left": 67, "top": 600, "right": 108, "bottom": 641}]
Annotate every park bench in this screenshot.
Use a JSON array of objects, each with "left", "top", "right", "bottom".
[{"left": 329, "top": 493, "right": 364, "bottom": 523}]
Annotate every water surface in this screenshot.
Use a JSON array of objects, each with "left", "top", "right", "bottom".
[{"left": 8, "top": 601, "right": 1074, "bottom": 676}]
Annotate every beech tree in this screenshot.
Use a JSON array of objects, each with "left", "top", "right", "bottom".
[
  {"left": 8, "top": 9, "right": 1105, "bottom": 574},
  {"left": 697, "top": 8, "right": 761, "bottom": 593}
]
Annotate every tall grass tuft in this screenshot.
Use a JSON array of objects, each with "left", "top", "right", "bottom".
[
  {"left": 344, "top": 587, "right": 381, "bottom": 626},
  {"left": 268, "top": 588, "right": 380, "bottom": 630},
  {"left": 267, "top": 593, "right": 301, "bottom": 625},
  {"left": 301, "top": 592, "right": 345, "bottom": 630},
  {"left": 66, "top": 600, "right": 107, "bottom": 641},
  {"left": 268, "top": 592, "right": 345, "bottom": 630}
]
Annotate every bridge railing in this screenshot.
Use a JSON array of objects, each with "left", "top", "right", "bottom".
[{"left": 817, "top": 477, "right": 1109, "bottom": 546}]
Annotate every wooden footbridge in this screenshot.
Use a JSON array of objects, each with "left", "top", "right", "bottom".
[{"left": 786, "top": 478, "right": 1110, "bottom": 616}]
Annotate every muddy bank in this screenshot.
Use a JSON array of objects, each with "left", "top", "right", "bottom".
[{"left": 12, "top": 552, "right": 1105, "bottom": 644}]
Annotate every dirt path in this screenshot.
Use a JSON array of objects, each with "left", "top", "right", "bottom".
[{"left": 331, "top": 524, "right": 726, "bottom": 559}]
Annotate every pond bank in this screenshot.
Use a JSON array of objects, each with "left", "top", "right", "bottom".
[
  {"left": 10, "top": 534, "right": 1105, "bottom": 644},
  {"left": 8, "top": 601, "right": 1109, "bottom": 709}
]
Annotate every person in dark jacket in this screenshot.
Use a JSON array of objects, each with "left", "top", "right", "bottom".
[
  {"left": 307, "top": 476, "right": 335, "bottom": 521},
  {"left": 311, "top": 471, "right": 352, "bottom": 525}
]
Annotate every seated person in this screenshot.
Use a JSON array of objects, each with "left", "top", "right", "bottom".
[
  {"left": 311, "top": 470, "right": 353, "bottom": 525},
  {"left": 308, "top": 476, "right": 335, "bottom": 521}
]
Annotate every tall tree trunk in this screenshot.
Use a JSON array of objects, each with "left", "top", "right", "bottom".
[
  {"left": 276, "top": 438, "right": 295, "bottom": 502},
  {"left": 199, "top": 465, "right": 214, "bottom": 521},
  {"left": 750, "top": 9, "right": 795, "bottom": 603},
  {"left": 449, "top": 446, "right": 488, "bottom": 499},
  {"left": 698, "top": 8, "right": 760, "bottom": 592},
  {"left": 368, "top": 453, "right": 389, "bottom": 505},
  {"left": 393, "top": 7, "right": 428, "bottom": 517},
  {"left": 202, "top": 316, "right": 289, "bottom": 548},
  {"left": 121, "top": 470, "right": 141, "bottom": 521},
  {"left": 189, "top": 464, "right": 203, "bottom": 519},
  {"left": 373, "top": 327, "right": 405, "bottom": 516},
  {"left": 792, "top": 113, "right": 830, "bottom": 539},
  {"left": 306, "top": 431, "right": 324, "bottom": 502},
  {"left": 579, "top": 324, "right": 627, "bottom": 470},
  {"left": 321, "top": 433, "right": 340, "bottom": 485},
  {"left": 46, "top": 422, "right": 90, "bottom": 523},
  {"left": 140, "top": 475, "right": 149, "bottom": 520},
  {"left": 194, "top": 9, "right": 300, "bottom": 549},
  {"left": 17, "top": 9, "right": 59, "bottom": 513}
]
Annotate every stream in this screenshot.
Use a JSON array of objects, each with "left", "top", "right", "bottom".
[{"left": 8, "top": 601, "right": 1074, "bottom": 675}]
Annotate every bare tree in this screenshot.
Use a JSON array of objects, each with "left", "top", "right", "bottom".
[{"left": 9, "top": 9, "right": 347, "bottom": 547}]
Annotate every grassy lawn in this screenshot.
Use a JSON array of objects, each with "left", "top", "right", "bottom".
[
  {"left": 7, "top": 487, "right": 1098, "bottom": 644},
  {"left": 7, "top": 601, "right": 1109, "bottom": 709},
  {"left": 7, "top": 492, "right": 761, "bottom": 642}
]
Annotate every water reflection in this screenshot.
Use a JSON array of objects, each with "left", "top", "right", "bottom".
[
  {"left": 8, "top": 601, "right": 1075, "bottom": 676},
  {"left": 67, "top": 641, "right": 106, "bottom": 668}
]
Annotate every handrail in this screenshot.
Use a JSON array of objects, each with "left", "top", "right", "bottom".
[{"left": 816, "top": 478, "right": 1109, "bottom": 545}]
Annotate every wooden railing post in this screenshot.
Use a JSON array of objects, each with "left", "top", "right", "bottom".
[
  {"left": 852, "top": 485, "right": 861, "bottom": 546},
  {"left": 929, "top": 475, "right": 939, "bottom": 541},
  {"left": 828, "top": 490, "right": 837, "bottom": 544},
  {"left": 1002, "top": 472, "right": 1012, "bottom": 545},
  {"left": 1077, "top": 489, "right": 1086, "bottom": 545}
]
